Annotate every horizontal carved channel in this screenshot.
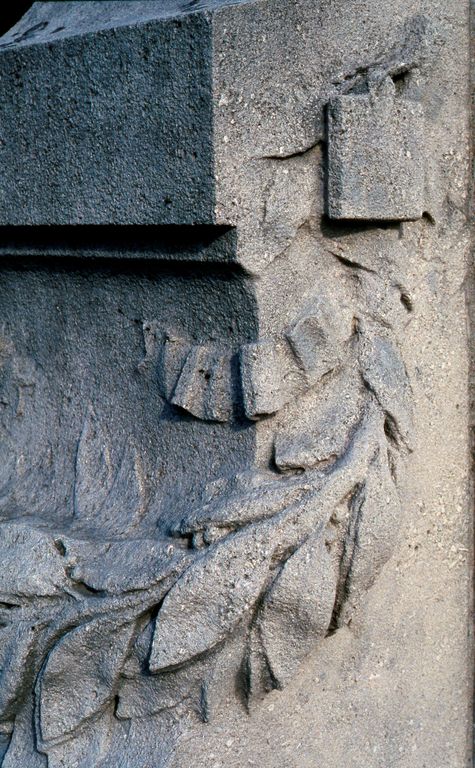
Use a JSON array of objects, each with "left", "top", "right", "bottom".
[{"left": 0, "top": 225, "right": 236, "bottom": 263}]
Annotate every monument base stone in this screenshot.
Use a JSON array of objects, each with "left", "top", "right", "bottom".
[{"left": 0, "top": 1, "right": 471, "bottom": 767}]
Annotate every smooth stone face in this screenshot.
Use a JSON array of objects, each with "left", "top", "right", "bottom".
[{"left": 0, "top": 1, "right": 471, "bottom": 768}]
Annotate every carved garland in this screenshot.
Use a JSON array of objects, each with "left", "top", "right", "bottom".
[
  {"left": 0, "top": 13, "right": 428, "bottom": 766},
  {"left": 0, "top": 302, "right": 412, "bottom": 763}
]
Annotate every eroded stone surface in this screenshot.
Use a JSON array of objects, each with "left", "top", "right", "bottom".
[
  {"left": 0, "top": 1, "right": 470, "bottom": 767},
  {"left": 327, "top": 77, "right": 426, "bottom": 220}
]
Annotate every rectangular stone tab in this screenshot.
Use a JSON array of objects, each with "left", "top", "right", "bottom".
[{"left": 327, "top": 79, "right": 425, "bottom": 220}]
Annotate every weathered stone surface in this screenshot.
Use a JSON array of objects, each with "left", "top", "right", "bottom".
[
  {"left": 240, "top": 340, "right": 284, "bottom": 419},
  {"left": 0, "top": 1, "right": 471, "bottom": 767},
  {"left": 327, "top": 77, "right": 426, "bottom": 220},
  {"left": 171, "top": 344, "right": 233, "bottom": 422}
]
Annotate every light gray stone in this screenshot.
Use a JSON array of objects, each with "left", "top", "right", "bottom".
[
  {"left": 327, "top": 77, "right": 426, "bottom": 220},
  {"left": 240, "top": 340, "right": 284, "bottom": 419},
  {"left": 0, "top": 1, "right": 471, "bottom": 767}
]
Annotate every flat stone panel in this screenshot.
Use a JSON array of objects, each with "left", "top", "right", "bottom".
[
  {"left": 0, "top": 4, "right": 216, "bottom": 225},
  {"left": 0, "top": 244, "right": 258, "bottom": 532}
]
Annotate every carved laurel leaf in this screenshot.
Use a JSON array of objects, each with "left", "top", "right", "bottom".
[
  {"left": 240, "top": 625, "right": 274, "bottom": 710},
  {"left": 39, "top": 707, "right": 116, "bottom": 768},
  {"left": 37, "top": 616, "right": 135, "bottom": 748},
  {"left": 257, "top": 533, "right": 338, "bottom": 689},
  {"left": 358, "top": 323, "right": 413, "bottom": 449},
  {"left": 0, "top": 622, "right": 39, "bottom": 722},
  {"left": 273, "top": 365, "right": 364, "bottom": 472},
  {"left": 117, "top": 659, "right": 207, "bottom": 719},
  {"left": 149, "top": 526, "right": 275, "bottom": 673},
  {"left": 178, "top": 478, "right": 311, "bottom": 535},
  {"left": 73, "top": 406, "right": 112, "bottom": 522},
  {"left": 0, "top": 523, "right": 69, "bottom": 598},
  {"left": 335, "top": 445, "right": 401, "bottom": 626},
  {"left": 66, "top": 538, "right": 190, "bottom": 595},
  {"left": 99, "top": 440, "right": 147, "bottom": 537},
  {"left": 2, "top": 698, "right": 44, "bottom": 768}
]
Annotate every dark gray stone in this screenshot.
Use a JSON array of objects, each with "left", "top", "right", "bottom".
[{"left": 0, "top": 1, "right": 471, "bottom": 767}]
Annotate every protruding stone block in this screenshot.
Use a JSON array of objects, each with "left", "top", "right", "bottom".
[
  {"left": 0, "top": 2, "right": 215, "bottom": 225},
  {"left": 240, "top": 340, "right": 283, "bottom": 419},
  {"left": 327, "top": 79, "right": 425, "bottom": 220}
]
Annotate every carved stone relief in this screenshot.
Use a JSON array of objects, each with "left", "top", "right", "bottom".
[
  {"left": 0, "top": 1, "right": 470, "bottom": 767},
  {"left": 0, "top": 216, "right": 413, "bottom": 766}
]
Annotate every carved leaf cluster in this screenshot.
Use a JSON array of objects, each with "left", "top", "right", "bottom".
[{"left": 0, "top": 302, "right": 413, "bottom": 766}]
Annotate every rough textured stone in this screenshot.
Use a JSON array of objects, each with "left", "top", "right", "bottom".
[
  {"left": 0, "top": 1, "right": 471, "bottom": 767},
  {"left": 327, "top": 77, "right": 426, "bottom": 220},
  {"left": 240, "top": 340, "right": 284, "bottom": 419}
]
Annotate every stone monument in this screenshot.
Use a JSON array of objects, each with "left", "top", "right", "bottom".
[{"left": 0, "top": 2, "right": 471, "bottom": 766}]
